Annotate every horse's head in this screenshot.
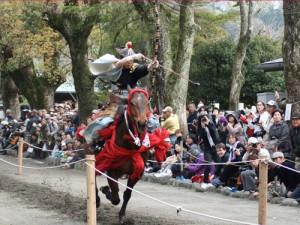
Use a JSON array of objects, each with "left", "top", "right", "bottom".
[{"left": 127, "top": 88, "right": 149, "bottom": 134}]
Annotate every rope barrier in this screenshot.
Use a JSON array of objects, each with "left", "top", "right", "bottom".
[
  {"left": 269, "top": 160, "right": 300, "bottom": 174},
  {"left": 147, "top": 158, "right": 262, "bottom": 166},
  {"left": 0, "top": 157, "right": 87, "bottom": 170},
  {"left": 22, "top": 140, "right": 84, "bottom": 153},
  {"left": 85, "top": 163, "right": 258, "bottom": 225}
]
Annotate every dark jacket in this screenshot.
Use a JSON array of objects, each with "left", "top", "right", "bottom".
[
  {"left": 214, "top": 152, "right": 229, "bottom": 177},
  {"left": 112, "top": 64, "right": 148, "bottom": 89},
  {"left": 269, "top": 121, "right": 291, "bottom": 157},
  {"left": 197, "top": 121, "right": 220, "bottom": 150},
  {"left": 273, "top": 161, "right": 300, "bottom": 192},
  {"left": 290, "top": 126, "right": 300, "bottom": 158}
]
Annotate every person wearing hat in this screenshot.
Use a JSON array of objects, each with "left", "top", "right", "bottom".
[
  {"left": 290, "top": 112, "right": 300, "bottom": 171},
  {"left": 267, "top": 110, "right": 290, "bottom": 158},
  {"left": 161, "top": 106, "right": 180, "bottom": 145},
  {"left": 89, "top": 41, "right": 159, "bottom": 91},
  {"left": 182, "top": 148, "right": 215, "bottom": 182},
  {"left": 240, "top": 138, "right": 275, "bottom": 193},
  {"left": 272, "top": 151, "right": 300, "bottom": 199},
  {"left": 242, "top": 137, "right": 270, "bottom": 162},
  {"left": 4, "top": 109, "right": 14, "bottom": 123}
]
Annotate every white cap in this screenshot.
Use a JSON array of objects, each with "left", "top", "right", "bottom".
[
  {"left": 267, "top": 100, "right": 276, "bottom": 106},
  {"left": 248, "top": 137, "right": 259, "bottom": 145}
]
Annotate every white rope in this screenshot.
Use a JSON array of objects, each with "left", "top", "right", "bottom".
[
  {"left": 147, "top": 159, "right": 261, "bottom": 166},
  {"left": 86, "top": 163, "right": 258, "bottom": 225},
  {"left": 124, "top": 110, "right": 141, "bottom": 146},
  {"left": 23, "top": 140, "right": 84, "bottom": 152},
  {"left": 269, "top": 160, "right": 300, "bottom": 174},
  {"left": 0, "top": 157, "right": 87, "bottom": 170}
]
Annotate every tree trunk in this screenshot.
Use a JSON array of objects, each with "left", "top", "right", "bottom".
[
  {"left": 1, "top": 73, "right": 20, "bottom": 119},
  {"left": 133, "top": 1, "right": 196, "bottom": 136},
  {"left": 44, "top": 3, "right": 98, "bottom": 122},
  {"left": 283, "top": 2, "right": 300, "bottom": 113},
  {"left": 1, "top": 47, "right": 58, "bottom": 111},
  {"left": 228, "top": 0, "right": 253, "bottom": 110},
  {"left": 171, "top": 1, "right": 196, "bottom": 135}
]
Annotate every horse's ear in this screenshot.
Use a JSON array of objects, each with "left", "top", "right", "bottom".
[{"left": 127, "top": 85, "right": 132, "bottom": 93}]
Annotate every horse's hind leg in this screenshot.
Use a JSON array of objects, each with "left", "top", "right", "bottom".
[
  {"left": 119, "top": 178, "right": 138, "bottom": 224},
  {"left": 95, "top": 177, "right": 100, "bottom": 208}
]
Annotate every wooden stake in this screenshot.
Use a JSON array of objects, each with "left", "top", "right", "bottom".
[
  {"left": 86, "top": 155, "right": 96, "bottom": 225},
  {"left": 17, "top": 137, "right": 23, "bottom": 175},
  {"left": 258, "top": 155, "right": 268, "bottom": 225}
]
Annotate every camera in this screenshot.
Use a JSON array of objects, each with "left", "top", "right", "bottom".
[
  {"left": 251, "top": 143, "right": 258, "bottom": 148},
  {"left": 201, "top": 117, "right": 207, "bottom": 122},
  {"left": 251, "top": 116, "right": 260, "bottom": 125}
]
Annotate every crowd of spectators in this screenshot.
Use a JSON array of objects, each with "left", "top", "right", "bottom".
[
  {"left": 1, "top": 92, "right": 300, "bottom": 202},
  {"left": 0, "top": 101, "right": 90, "bottom": 168},
  {"left": 147, "top": 93, "right": 300, "bottom": 202}
]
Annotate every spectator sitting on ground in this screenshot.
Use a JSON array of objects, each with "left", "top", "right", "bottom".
[
  {"left": 241, "top": 137, "right": 274, "bottom": 194},
  {"left": 272, "top": 151, "right": 300, "bottom": 200},
  {"left": 218, "top": 134, "right": 246, "bottom": 187},
  {"left": 182, "top": 148, "right": 215, "bottom": 187},
  {"left": 211, "top": 143, "right": 230, "bottom": 187},
  {"left": 154, "top": 142, "right": 184, "bottom": 178},
  {"left": 185, "top": 133, "right": 200, "bottom": 161}
]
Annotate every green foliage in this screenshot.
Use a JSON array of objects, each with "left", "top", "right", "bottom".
[
  {"left": 189, "top": 38, "right": 235, "bottom": 108},
  {"left": 189, "top": 35, "right": 284, "bottom": 109},
  {"left": 241, "top": 35, "right": 284, "bottom": 105}
]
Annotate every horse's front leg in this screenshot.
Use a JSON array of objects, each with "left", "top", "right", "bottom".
[
  {"left": 119, "top": 178, "right": 139, "bottom": 224},
  {"left": 100, "top": 171, "right": 121, "bottom": 205}
]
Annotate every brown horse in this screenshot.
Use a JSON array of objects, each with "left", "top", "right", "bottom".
[{"left": 95, "top": 88, "right": 152, "bottom": 224}]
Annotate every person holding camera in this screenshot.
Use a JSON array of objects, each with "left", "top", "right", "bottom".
[
  {"left": 240, "top": 137, "right": 272, "bottom": 193},
  {"left": 197, "top": 114, "right": 220, "bottom": 185}
]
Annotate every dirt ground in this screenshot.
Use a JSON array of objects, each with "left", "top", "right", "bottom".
[{"left": 0, "top": 155, "right": 299, "bottom": 225}]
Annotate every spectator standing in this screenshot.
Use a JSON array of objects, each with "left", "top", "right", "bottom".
[
  {"left": 267, "top": 110, "right": 290, "bottom": 158},
  {"left": 197, "top": 114, "right": 220, "bottom": 184},
  {"left": 220, "top": 113, "right": 246, "bottom": 145},
  {"left": 4, "top": 109, "right": 14, "bottom": 123},
  {"left": 45, "top": 115, "right": 59, "bottom": 148},
  {"left": 249, "top": 101, "right": 269, "bottom": 142},
  {"left": 187, "top": 103, "right": 198, "bottom": 135},
  {"left": 161, "top": 106, "right": 180, "bottom": 145},
  {"left": 290, "top": 112, "right": 300, "bottom": 170},
  {"left": 26, "top": 110, "right": 39, "bottom": 135}
]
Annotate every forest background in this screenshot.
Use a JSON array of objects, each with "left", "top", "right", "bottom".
[{"left": 0, "top": 1, "right": 289, "bottom": 133}]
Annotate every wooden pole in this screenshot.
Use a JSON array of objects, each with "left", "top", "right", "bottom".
[
  {"left": 17, "top": 137, "right": 23, "bottom": 175},
  {"left": 258, "top": 155, "right": 268, "bottom": 225},
  {"left": 86, "top": 155, "right": 96, "bottom": 225},
  {"left": 180, "top": 140, "right": 183, "bottom": 172}
]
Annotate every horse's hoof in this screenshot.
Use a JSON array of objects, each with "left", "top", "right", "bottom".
[
  {"left": 119, "top": 215, "right": 126, "bottom": 224},
  {"left": 100, "top": 185, "right": 110, "bottom": 194},
  {"left": 96, "top": 196, "right": 100, "bottom": 208}
]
